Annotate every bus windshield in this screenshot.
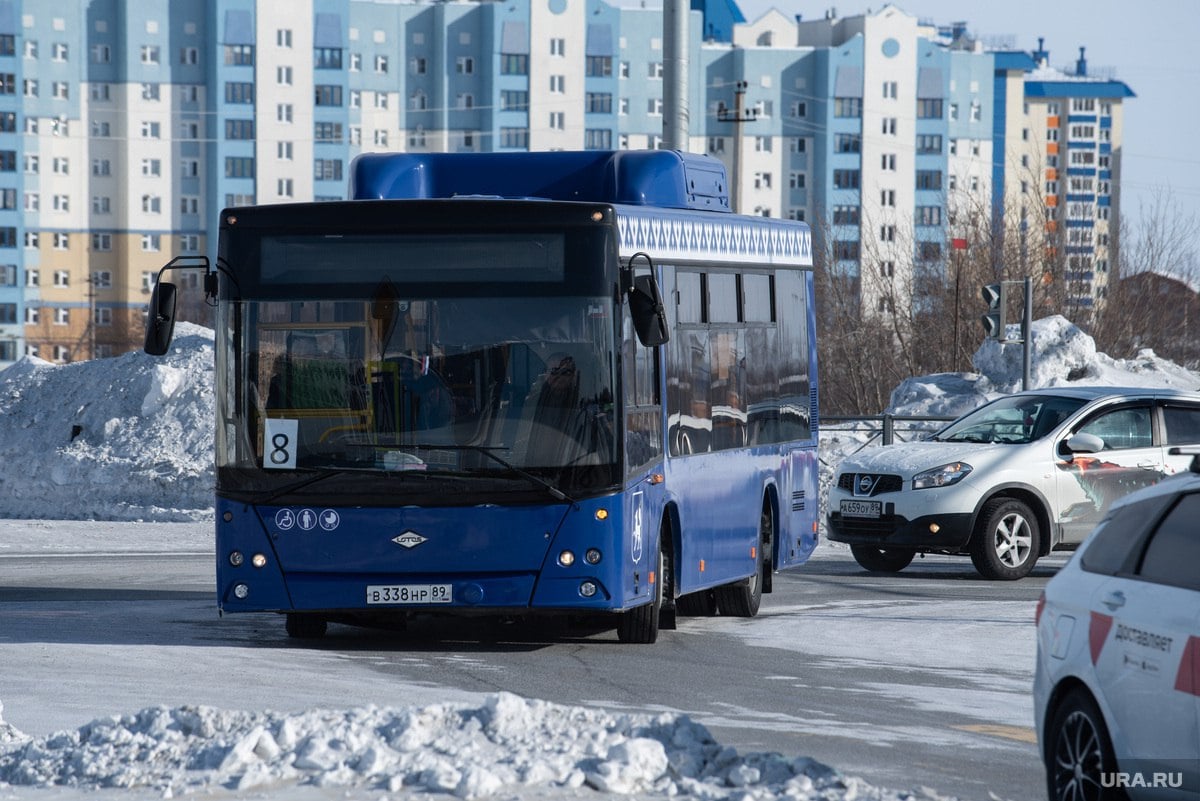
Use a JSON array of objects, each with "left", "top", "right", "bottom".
[{"left": 217, "top": 293, "right": 619, "bottom": 501}]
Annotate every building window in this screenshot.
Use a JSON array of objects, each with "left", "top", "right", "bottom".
[
  {"left": 833, "top": 170, "right": 860, "bottom": 189},
  {"left": 549, "top": 111, "right": 565, "bottom": 130},
  {"left": 916, "top": 206, "right": 943, "bottom": 226},
  {"left": 501, "top": 90, "right": 528, "bottom": 111},
  {"left": 834, "top": 97, "right": 861, "bottom": 118},
  {"left": 314, "top": 122, "right": 343, "bottom": 142},
  {"left": 55, "top": 308, "right": 70, "bottom": 326},
  {"left": 835, "top": 133, "right": 861, "bottom": 153},
  {"left": 315, "top": 85, "right": 342, "bottom": 106},
  {"left": 141, "top": 45, "right": 160, "bottom": 65},
  {"left": 500, "top": 127, "right": 529, "bottom": 149},
  {"left": 142, "top": 235, "right": 161, "bottom": 252},
  {"left": 917, "top": 99, "right": 943, "bottom": 119},
  {"left": 410, "top": 57, "right": 427, "bottom": 75},
  {"left": 314, "top": 159, "right": 343, "bottom": 181},
  {"left": 585, "top": 129, "right": 612, "bottom": 150},
  {"left": 789, "top": 172, "right": 805, "bottom": 189},
  {"left": 225, "top": 157, "right": 255, "bottom": 178},
  {"left": 832, "top": 205, "right": 860, "bottom": 225},
  {"left": 916, "top": 170, "right": 943, "bottom": 190},
  {"left": 314, "top": 48, "right": 342, "bottom": 69},
  {"left": 54, "top": 270, "right": 70, "bottom": 287},
  {"left": 455, "top": 56, "right": 474, "bottom": 74},
  {"left": 94, "top": 308, "right": 113, "bottom": 327},
  {"left": 916, "top": 134, "right": 942, "bottom": 154},
  {"left": 880, "top": 189, "right": 895, "bottom": 207},
  {"left": 882, "top": 117, "right": 897, "bottom": 135},
  {"left": 277, "top": 141, "right": 292, "bottom": 160},
  {"left": 374, "top": 55, "right": 388, "bottom": 73},
  {"left": 586, "top": 56, "right": 612, "bottom": 77}
]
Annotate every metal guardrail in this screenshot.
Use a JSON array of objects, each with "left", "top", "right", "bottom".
[{"left": 821, "top": 413, "right": 957, "bottom": 453}]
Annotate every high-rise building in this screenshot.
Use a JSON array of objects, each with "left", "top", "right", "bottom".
[{"left": 0, "top": 0, "right": 1133, "bottom": 367}]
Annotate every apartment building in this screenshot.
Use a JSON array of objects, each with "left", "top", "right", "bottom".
[{"left": 0, "top": 0, "right": 1134, "bottom": 367}]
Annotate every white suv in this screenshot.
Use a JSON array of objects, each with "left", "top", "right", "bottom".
[{"left": 827, "top": 387, "right": 1200, "bottom": 579}]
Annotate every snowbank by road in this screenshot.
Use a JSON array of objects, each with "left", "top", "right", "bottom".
[{"left": 0, "top": 693, "right": 941, "bottom": 800}]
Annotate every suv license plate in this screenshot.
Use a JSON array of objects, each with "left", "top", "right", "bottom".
[
  {"left": 366, "top": 584, "right": 453, "bottom": 605},
  {"left": 841, "top": 500, "right": 882, "bottom": 518}
]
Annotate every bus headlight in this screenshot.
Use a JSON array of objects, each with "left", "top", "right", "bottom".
[
  {"left": 579, "top": 581, "right": 597, "bottom": 597},
  {"left": 228, "top": 551, "right": 244, "bottom": 567},
  {"left": 558, "top": 550, "right": 575, "bottom": 567},
  {"left": 232, "top": 583, "right": 250, "bottom": 599},
  {"left": 251, "top": 553, "right": 268, "bottom": 568},
  {"left": 585, "top": 548, "right": 602, "bottom": 565}
]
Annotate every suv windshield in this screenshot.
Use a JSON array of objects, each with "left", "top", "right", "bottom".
[{"left": 934, "top": 395, "right": 1086, "bottom": 445}]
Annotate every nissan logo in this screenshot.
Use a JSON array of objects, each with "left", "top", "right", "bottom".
[{"left": 857, "top": 474, "right": 874, "bottom": 495}]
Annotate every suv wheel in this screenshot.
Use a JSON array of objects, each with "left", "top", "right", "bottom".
[
  {"left": 849, "top": 545, "right": 915, "bottom": 573},
  {"left": 970, "top": 497, "right": 1040, "bottom": 580}
]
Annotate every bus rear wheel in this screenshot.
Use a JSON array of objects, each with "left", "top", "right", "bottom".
[
  {"left": 617, "top": 541, "right": 663, "bottom": 644},
  {"left": 285, "top": 613, "right": 328, "bottom": 640},
  {"left": 715, "top": 505, "right": 770, "bottom": 617}
]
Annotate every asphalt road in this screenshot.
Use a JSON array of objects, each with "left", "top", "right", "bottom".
[{"left": 0, "top": 542, "right": 1063, "bottom": 801}]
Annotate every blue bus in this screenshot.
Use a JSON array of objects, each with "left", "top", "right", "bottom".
[{"left": 146, "top": 150, "right": 818, "bottom": 643}]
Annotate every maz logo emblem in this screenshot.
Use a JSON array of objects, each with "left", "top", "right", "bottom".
[{"left": 392, "top": 530, "right": 427, "bottom": 549}]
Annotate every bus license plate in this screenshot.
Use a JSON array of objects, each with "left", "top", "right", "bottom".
[
  {"left": 840, "top": 500, "right": 882, "bottom": 518},
  {"left": 366, "top": 584, "right": 453, "bottom": 605}
]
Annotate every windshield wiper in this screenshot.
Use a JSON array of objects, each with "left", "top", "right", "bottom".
[
  {"left": 256, "top": 464, "right": 444, "bottom": 505},
  {"left": 257, "top": 468, "right": 357, "bottom": 505},
  {"left": 409, "top": 443, "right": 577, "bottom": 506}
]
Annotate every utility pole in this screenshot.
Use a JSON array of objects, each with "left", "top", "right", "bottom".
[
  {"left": 662, "top": 0, "right": 689, "bottom": 151},
  {"left": 717, "top": 80, "right": 756, "bottom": 213}
]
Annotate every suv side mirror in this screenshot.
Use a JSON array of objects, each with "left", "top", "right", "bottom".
[
  {"left": 1065, "top": 432, "right": 1105, "bottom": 456},
  {"left": 143, "top": 281, "right": 178, "bottom": 355}
]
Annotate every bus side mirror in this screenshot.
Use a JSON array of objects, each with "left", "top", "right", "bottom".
[
  {"left": 629, "top": 274, "right": 669, "bottom": 347},
  {"left": 143, "top": 281, "right": 178, "bottom": 355}
]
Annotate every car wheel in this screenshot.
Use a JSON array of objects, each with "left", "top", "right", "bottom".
[
  {"left": 715, "top": 505, "right": 770, "bottom": 617},
  {"left": 617, "top": 539, "right": 663, "bottom": 643},
  {"left": 1045, "top": 688, "right": 1128, "bottom": 801},
  {"left": 970, "top": 497, "right": 1040, "bottom": 580},
  {"left": 850, "top": 545, "right": 915, "bottom": 573},
  {"left": 285, "top": 613, "right": 327, "bottom": 639}
]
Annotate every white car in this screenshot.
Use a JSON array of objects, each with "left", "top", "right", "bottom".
[
  {"left": 827, "top": 387, "right": 1200, "bottom": 579},
  {"left": 1034, "top": 452, "right": 1200, "bottom": 799}
]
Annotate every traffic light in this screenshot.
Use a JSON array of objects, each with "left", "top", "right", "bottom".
[{"left": 981, "top": 282, "right": 1007, "bottom": 340}]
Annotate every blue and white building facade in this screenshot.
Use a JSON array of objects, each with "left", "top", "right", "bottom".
[{"left": 0, "top": 0, "right": 1133, "bottom": 365}]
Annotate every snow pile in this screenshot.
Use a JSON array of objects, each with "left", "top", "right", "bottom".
[
  {"left": 0, "top": 693, "right": 938, "bottom": 800},
  {"left": 0, "top": 323, "right": 214, "bottom": 521},
  {"left": 890, "top": 314, "right": 1200, "bottom": 418}
]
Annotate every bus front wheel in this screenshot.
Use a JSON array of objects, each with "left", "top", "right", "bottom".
[
  {"left": 617, "top": 541, "right": 663, "bottom": 644},
  {"left": 285, "top": 613, "right": 328, "bottom": 640}
]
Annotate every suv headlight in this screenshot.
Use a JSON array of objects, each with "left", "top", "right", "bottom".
[{"left": 912, "top": 462, "right": 972, "bottom": 490}]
